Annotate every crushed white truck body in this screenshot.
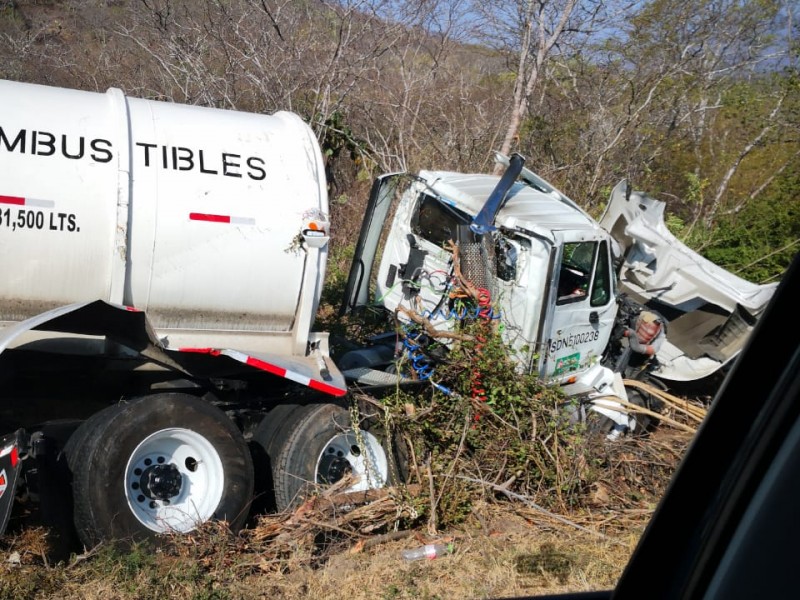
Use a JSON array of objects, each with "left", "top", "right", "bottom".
[
  {"left": 600, "top": 181, "right": 777, "bottom": 381},
  {"left": 341, "top": 154, "right": 776, "bottom": 409}
]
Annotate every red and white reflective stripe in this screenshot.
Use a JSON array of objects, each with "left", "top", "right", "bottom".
[
  {"left": 0, "top": 444, "right": 18, "bottom": 468},
  {"left": 0, "top": 194, "right": 55, "bottom": 209},
  {"left": 178, "top": 347, "right": 222, "bottom": 357},
  {"left": 178, "top": 347, "right": 347, "bottom": 397},
  {"left": 189, "top": 212, "right": 256, "bottom": 225}
]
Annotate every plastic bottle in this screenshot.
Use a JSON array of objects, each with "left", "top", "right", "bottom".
[{"left": 401, "top": 542, "right": 454, "bottom": 561}]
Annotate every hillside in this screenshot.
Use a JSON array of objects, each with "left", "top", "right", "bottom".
[{"left": 2, "top": 0, "right": 796, "bottom": 281}]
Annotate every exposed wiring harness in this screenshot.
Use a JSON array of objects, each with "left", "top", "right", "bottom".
[
  {"left": 422, "top": 300, "right": 502, "bottom": 322},
  {"left": 395, "top": 246, "right": 500, "bottom": 408},
  {"left": 400, "top": 327, "right": 436, "bottom": 381}
]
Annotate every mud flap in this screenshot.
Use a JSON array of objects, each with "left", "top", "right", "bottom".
[{"left": 0, "top": 430, "right": 23, "bottom": 537}]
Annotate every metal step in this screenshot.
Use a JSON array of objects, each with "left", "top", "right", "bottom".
[{"left": 342, "top": 367, "right": 407, "bottom": 387}]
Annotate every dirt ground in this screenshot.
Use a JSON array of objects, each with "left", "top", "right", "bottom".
[
  {"left": 2, "top": 424, "right": 685, "bottom": 600},
  {"left": 1, "top": 501, "right": 644, "bottom": 600}
]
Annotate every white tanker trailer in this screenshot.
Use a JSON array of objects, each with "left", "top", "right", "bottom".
[{"left": 0, "top": 79, "right": 398, "bottom": 551}]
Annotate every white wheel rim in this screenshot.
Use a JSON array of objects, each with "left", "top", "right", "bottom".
[
  {"left": 124, "top": 428, "right": 224, "bottom": 533},
  {"left": 315, "top": 430, "right": 388, "bottom": 492}
]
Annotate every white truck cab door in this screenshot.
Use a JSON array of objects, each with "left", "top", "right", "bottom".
[
  {"left": 376, "top": 185, "right": 469, "bottom": 323},
  {"left": 541, "top": 236, "right": 617, "bottom": 382}
]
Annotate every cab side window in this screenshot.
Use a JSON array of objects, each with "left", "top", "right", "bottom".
[
  {"left": 557, "top": 242, "right": 594, "bottom": 303},
  {"left": 590, "top": 241, "right": 611, "bottom": 307},
  {"left": 556, "top": 241, "right": 613, "bottom": 306}
]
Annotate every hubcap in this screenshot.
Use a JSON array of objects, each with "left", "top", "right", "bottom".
[
  {"left": 125, "top": 428, "right": 225, "bottom": 533},
  {"left": 138, "top": 462, "right": 182, "bottom": 501},
  {"left": 315, "top": 430, "right": 389, "bottom": 492}
]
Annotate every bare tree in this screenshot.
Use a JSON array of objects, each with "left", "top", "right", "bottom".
[
  {"left": 357, "top": 0, "right": 489, "bottom": 171},
  {"left": 544, "top": 0, "right": 793, "bottom": 210},
  {"left": 473, "top": 0, "right": 606, "bottom": 173}
]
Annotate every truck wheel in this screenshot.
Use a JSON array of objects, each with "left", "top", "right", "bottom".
[
  {"left": 251, "top": 404, "right": 305, "bottom": 460},
  {"left": 272, "top": 402, "right": 406, "bottom": 511},
  {"left": 585, "top": 409, "right": 616, "bottom": 437},
  {"left": 625, "top": 375, "right": 665, "bottom": 435},
  {"left": 249, "top": 403, "right": 305, "bottom": 513},
  {"left": 66, "top": 393, "right": 253, "bottom": 547}
]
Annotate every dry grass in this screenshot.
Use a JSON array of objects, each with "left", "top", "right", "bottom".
[
  {"left": 1, "top": 505, "right": 642, "bottom": 600},
  {"left": 0, "top": 424, "right": 691, "bottom": 600}
]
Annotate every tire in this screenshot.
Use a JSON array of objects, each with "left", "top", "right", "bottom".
[
  {"left": 585, "top": 407, "right": 617, "bottom": 437},
  {"left": 578, "top": 370, "right": 666, "bottom": 438},
  {"left": 584, "top": 396, "right": 640, "bottom": 439},
  {"left": 272, "top": 401, "right": 406, "bottom": 511},
  {"left": 251, "top": 403, "right": 306, "bottom": 460},
  {"left": 66, "top": 393, "right": 254, "bottom": 548},
  {"left": 625, "top": 387, "right": 653, "bottom": 435},
  {"left": 625, "top": 375, "right": 666, "bottom": 436},
  {"left": 558, "top": 399, "right": 613, "bottom": 437},
  {"left": 249, "top": 403, "right": 306, "bottom": 514},
  {"left": 585, "top": 391, "right": 655, "bottom": 439}
]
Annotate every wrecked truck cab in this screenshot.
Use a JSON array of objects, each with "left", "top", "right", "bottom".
[
  {"left": 599, "top": 180, "right": 777, "bottom": 383},
  {"left": 341, "top": 153, "right": 777, "bottom": 438},
  {"left": 341, "top": 154, "right": 621, "bottom": 394}
]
